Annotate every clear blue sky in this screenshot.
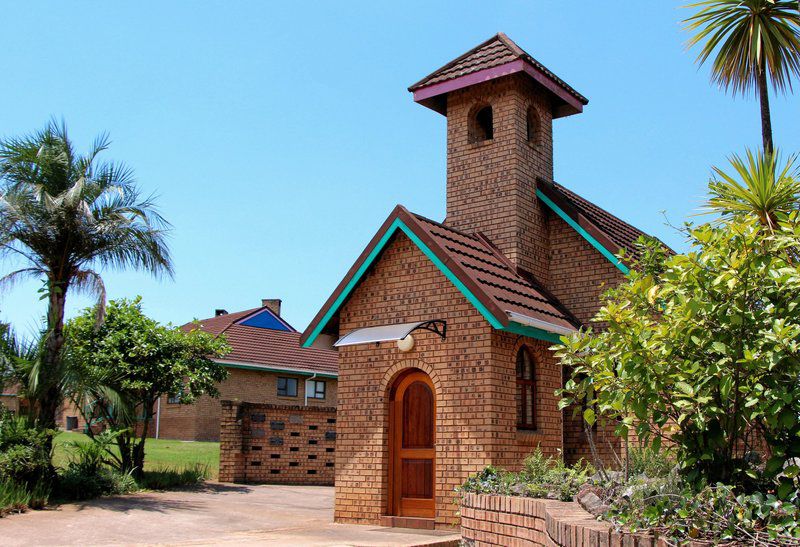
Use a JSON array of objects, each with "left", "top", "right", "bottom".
[{"left": 1, "top": 1, "right": 799, "bottom": 334}]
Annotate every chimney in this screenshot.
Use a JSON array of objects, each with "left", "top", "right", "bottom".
[
  {"left": 261, "top": 299, "right": 282, "bottom": 316},
  {"left": 215, "top": 309, "right": 228, "bottom": 317}
]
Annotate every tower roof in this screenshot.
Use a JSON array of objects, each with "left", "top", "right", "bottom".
[{"left": 409, "top": 33, "right": 588, "bottom": 118}]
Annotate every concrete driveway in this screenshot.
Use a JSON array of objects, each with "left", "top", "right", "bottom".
[{"left": 0, "top": 483, "right": 460, "bottom": 546}]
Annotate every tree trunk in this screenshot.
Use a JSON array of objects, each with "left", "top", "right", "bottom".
[
  {"left": 39, "top": 283, "right": 68, "bottom": 454},
  {"left": 132, "top": 402, "right": 154, "bottom": 480},
  {"left": 758, "top": 67, "right": 773, "bottom": 154}
]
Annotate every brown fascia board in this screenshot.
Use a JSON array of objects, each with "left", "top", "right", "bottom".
[
  {"left": 299, "top": 205, "right": 407, "bottom": 346},
  {"left": 300, "top": 204, "right": 514, "bottom": 346},
  {"left": 395, "top": 207, "right": 511, "bottom": 328},
  {"left": 536, "top": 177, "right": 632, "bottom": 268}
]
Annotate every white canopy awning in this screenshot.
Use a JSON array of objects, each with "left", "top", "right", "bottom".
[
  {"left": 506, "top": 311, "right": 576, "bottom": 336},
  {"left": 334, "top": 320, "right": 446, "bottom": 348}
]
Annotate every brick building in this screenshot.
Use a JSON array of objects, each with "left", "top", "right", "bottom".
[
  {"left": 154, "top": 299, "right": 338, "bottom": 441},
  {"left": 300, "top": 34, "right": 663, "bottom": 528}
]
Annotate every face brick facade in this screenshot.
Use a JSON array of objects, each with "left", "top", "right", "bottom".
[
  {"left": 301, "top": 33, "right": 662, "bottom": 528},
  {"left": 156, "top": 302, "right": 338, "bottom": 442}
]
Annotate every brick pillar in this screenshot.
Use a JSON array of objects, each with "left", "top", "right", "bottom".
[{"left": 219, "top": 400, "right": 246, "bottom": 483}]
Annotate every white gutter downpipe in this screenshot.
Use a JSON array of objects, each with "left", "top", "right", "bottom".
[
  {"left": 155, "top": 397, "right": 161, "bottom": 439},
  {"left": 305, "top": 373, "right": 318, "bottom": 406}
]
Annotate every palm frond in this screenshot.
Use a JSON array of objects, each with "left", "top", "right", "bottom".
[
  {"left": 683, "top": 0, "right": 800, "bottom": 95},
  {"left": 72, "top": 269, "right": 107, "bottom": 327},
  {"left": 701, "top": 148, "right": 800, "bottom": 228}
]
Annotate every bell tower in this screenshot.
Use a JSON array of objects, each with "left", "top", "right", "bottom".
[{"left": 409, "top": 33, "right": 587, "bottom": 282}]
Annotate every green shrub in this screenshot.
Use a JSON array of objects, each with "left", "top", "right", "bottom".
[
  {"left": 0, "top": 476, "right": 49, "bottom": 516},
  {"left": 0, "top": 412, "right": 51, "bottom": 487},
  {"left": 0, "top": 477, "right": 31, "bottom": 516},
  {"left": 609, "top": 481, "right": 800, "bottom": 542},
  {"left": 57, "top": 465, "right": 137, "bottom": 501},
  {"left": 459, "top": 449, "right": 594, "bottom": 502},
  {"left": 138, "top": 464, "right": 208, "bottom": 490},
  {"left": 626, "top": 445, "right": 675, "bottom": 478}
]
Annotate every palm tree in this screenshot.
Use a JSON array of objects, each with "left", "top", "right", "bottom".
[
  {"left": 704, "top": 148, "right": 800, "bottom": 229},
  {"left": 0, "top": 121, "right": 172, "bottom": 430},
  {"left": 683, "top": 0, "right": 800, "bottom": 153}
]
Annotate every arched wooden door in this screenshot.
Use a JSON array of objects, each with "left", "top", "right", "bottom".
[{"left": 389, "top": 370, "right": 435, "bottom": 518}]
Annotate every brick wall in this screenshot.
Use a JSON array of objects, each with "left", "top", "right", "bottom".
[
  {"left": 548, "top": 214, "right": 625, "bottom": 466},
  {"left": 445, "top": 74, "right": 554, "bottom": 283},
  {"left": 156, "top": 368, "right": 337, "bottom": 442},
  {"left": 219, "top": 400, "right": 336, "bottom": 485},
  {"left": 461, "top": 493, "right": 664, "bottom": 547},
  {"left": 336, "top": 232, "right": 560, "bottom": 527}
]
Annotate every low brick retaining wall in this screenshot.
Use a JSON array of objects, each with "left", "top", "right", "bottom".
[
  {"left": 219, "top": 400, "right": 336, "bottom": 485},
  {"left": 461, "top": 493, "right": 664, "bottom": 547}
]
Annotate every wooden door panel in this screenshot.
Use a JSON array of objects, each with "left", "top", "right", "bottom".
[{"left": 390, "top": 371, "right": 435, "bottom": 519}]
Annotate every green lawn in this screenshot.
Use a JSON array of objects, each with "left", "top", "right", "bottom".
[{"left": 54, "top": 432, "right": 220, "bottom": 480}]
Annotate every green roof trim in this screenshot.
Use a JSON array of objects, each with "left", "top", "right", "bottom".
[
  {"left": 501, "top": 321, "right": 564, "bottom": 344},
  {"left": 215, "top": 360, "right": 338, "bottom": 379},
  {"left": 302, "top": 217, "right": 505, "bottom": 348},
  {"left": 302, "top": 216, "right": 568, "bottom": 348},
  {"left": 536, "top": 189, "right": 630, "bottom": 275}
]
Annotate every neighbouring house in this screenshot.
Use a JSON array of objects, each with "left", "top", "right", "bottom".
[
  {"left": 300, "top": 33, "right": 666, "bottom": 528},
  {"left": 1, "top": 382, "right": 89, "bottom": 432},
  {"left": 154, "top": 299, "right": 338, "bottom": 442}
]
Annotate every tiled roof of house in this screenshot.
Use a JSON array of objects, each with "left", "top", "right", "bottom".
[
  {"left": 184, "top": 307, "right": 262, "bottom": 336},
  {"left": 553, "top": 182, "right": 650, "bottom": 262},
  {"left": 408, "top": 33, "right": 588, "bottom": 106},
  {"left": 185, "top": 307, "right": 338, "bottom": 376},
  {"left": 218, "top": 325, "right": 338, "bottom": 376},
  {"left": 411, "top": 213, "right": 579, "bottom": 330},
  {"left": 300, "top": 205, "right": 580, "bottom": 347}
]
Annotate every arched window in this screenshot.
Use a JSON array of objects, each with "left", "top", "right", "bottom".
[
  {"left": 516, "top": 347, "right": 536, "bottom": 430},
  {"left": 469, "top": 105, "right": 493, "bottom": 143},
  {"left": 526, "top": 106, "right": 540, "bottom": 145}
]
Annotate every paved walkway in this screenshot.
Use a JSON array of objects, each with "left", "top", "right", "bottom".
[{"left": 0, "top": 483, "right": 460, "bottom": 546}]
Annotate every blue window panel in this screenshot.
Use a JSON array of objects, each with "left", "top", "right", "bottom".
[{"left": 239, "top": 310, "right": 294, "bottom": 331}]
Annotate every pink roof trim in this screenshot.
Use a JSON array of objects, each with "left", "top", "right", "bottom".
[{"left": 412, "top": 59, "right": 583, "bottom": 116}]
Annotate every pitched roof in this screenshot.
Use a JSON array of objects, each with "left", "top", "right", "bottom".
[
  {"left": 412, "top": 214, "right": 579, "bottom": 330},
  {"left": 185, "top": 307, "right": 338, "bottom": 377},
  {"left": 409, "top": 33, "right": 588, "bottom": 117},
  {"left": 538, "top": 178, "right": 664, "bottom": 265},
  {"left": 217, "top": 325, "right": 338, "bottom": 376},
  {"left": 300, "top": 205, "right": 579, "bottom": 348}
]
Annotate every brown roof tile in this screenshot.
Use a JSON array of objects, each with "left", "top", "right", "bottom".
[
  {"left": 412, "top": 214, "right": 579, "bottom": 330},
  {"left": 541, "top": 180, "right": 670, "bottom": 264},
  {"left": 408, "top": 33, "right": 588, "bottom": 105},
  {"left": 300, "top": 205, "right": 580, "bottom": 347},
  {"left": 184, "top": 308, "right": 337, "bottom": 376},
  {"left": 218, "top": 325, "right": 338, "bottom": 376}
]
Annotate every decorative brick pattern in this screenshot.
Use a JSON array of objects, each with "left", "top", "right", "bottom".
[
  {"left": 219, "top": 400, "right": 335, "bottom": 485},
  {"left": 461, "top": 493, "right": 665, "bottom": 547},
  {"left": 155, "top": 368, "right": 337, "bottom": 441}
]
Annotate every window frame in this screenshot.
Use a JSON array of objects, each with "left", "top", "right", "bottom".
[
  {"left": 307, "top": 379, "right": 326, "bottom": 400},
  {"left": 516, "top": 346, "right": 537, "bottom": 431},
  {"left": 277, "top": 377, "right": 298, "bottom": 398}
]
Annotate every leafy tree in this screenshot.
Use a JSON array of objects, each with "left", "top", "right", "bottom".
[
  {"left": 67, "top": 298, "right": 229, "bottom": 476},
  {"left": 559, "top": 217, "right": 800, "bottom": 493},
  {"left": 683, "top": 0, "right": 800, "bottom": 153},
  {"left": 0, "top": 121, "right": 173, "bottom": 431}
]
